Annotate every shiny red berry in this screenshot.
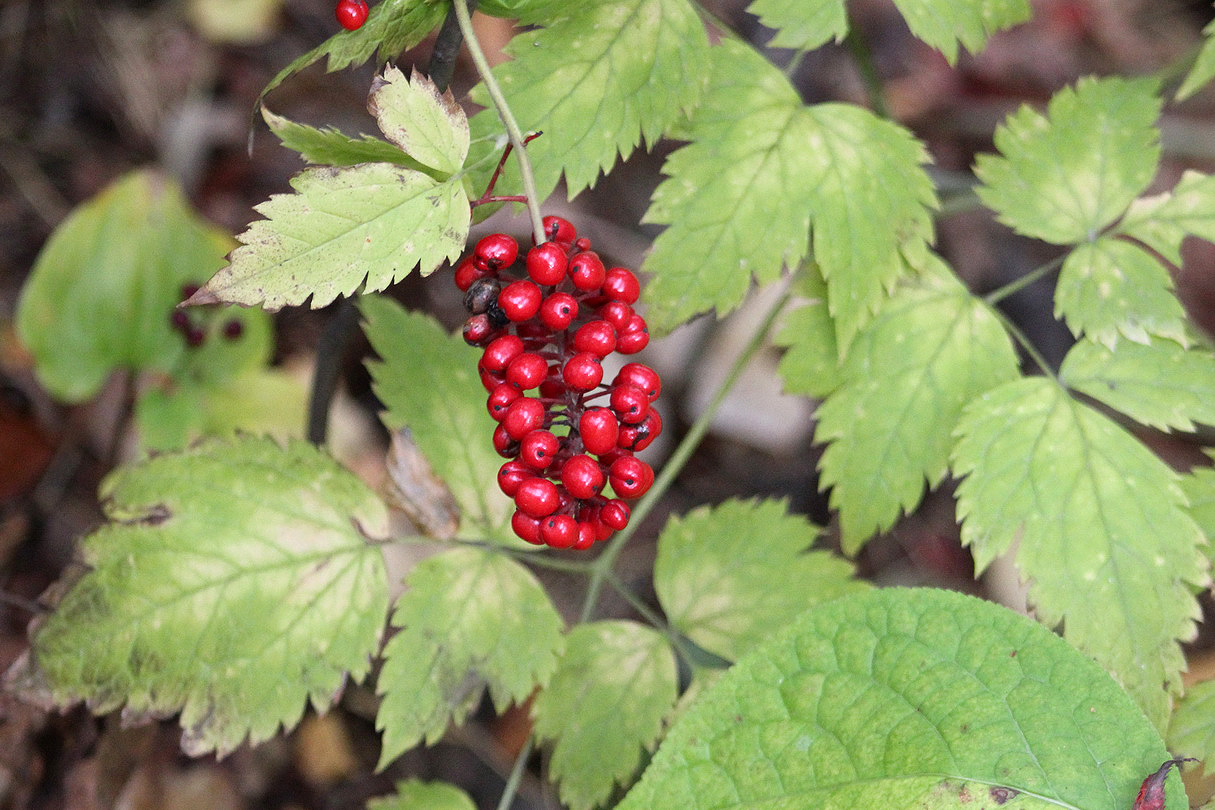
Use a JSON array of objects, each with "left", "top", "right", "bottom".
[
  {"left": 475, "top": 233, "right": 518, "bottom": 270},
  {"left": 527, "top": 243, "right": 568, "bottom": 286},
  {"left": 561, "top": 454, "right": 606, "bottom": 499},
  {"left": 569, "top": 251, "right": 606, "bottom": 292},
  {"left": 573, "top": 320, "right": 617, "bottom": 357},
  {"left": 493, "top": 424, "right": 520, "bottom": 458},
  {"left": 335, "top": 0, "right": 369, "bottom": 30},
  {"left": 454, "top": 256, "right": 488, "bottom": 291},
  {"left": 482, "top": 335, "right": 525, "bottom": 372},
  {"left": 543, "top": 215, "right": 577, "bottom": 244},
  {"left": 512, "top": 510, "right": 543, "bottom": 544},
  {"left": 614, "top": 363, "right": 661, "bottom": 401},
  {"left": 515, "top": 477, "right": 560, "bottom": 518},
  {"left": 599, "top": 301, "right": 634, "bottom": 331},
  {"left": 539, "top": 292, "right": 578, "bottom": 331},
  {"left": 617, "top": 314, "right": 649, "bottom": 354},
  {"left": 498, "top": 280, "right": 543, "bottom": 322},
  {"left": 572, "top": 521, "right": 598, "bottom": 550},
  {"left": 609, "top": 456, "right": 653, "bottom": 498},
  {"left": 610, "top": 385, "right": 650, "bottom": 424},
  {"left": 502, "top": 397, "right": 546, "bottom": 440},
  {"left": 618, "top": 408, "right": 662, "bottom": 452},
  {"left": 506, "top": 352, "right": 548, "bottom": 390},
  {"left": 519, "top": 429, "right": 561, "bottom": 469},
  {"left": 579, "top": 407, "right": 619, "bottom": 455},
  {"left": 562, "top": 352, "right": 603, "bottom": 391},
  {"left": 540, "top": 514, "right": 579, "bottom": 548},
  {"left": 600, "top": 499, "right": 630, "bottom": 530},
  {"left": 602, "top": 267, "right": 640, "bottom": 304},
  {"left": 487, "top": 383, "right": 522, "bottom": 421},
  {"left": 463, "top": 314, "right": 496, "bottom": 346},
  {"left": 498, "top": 460, "right": 532, "bottom": 497}
]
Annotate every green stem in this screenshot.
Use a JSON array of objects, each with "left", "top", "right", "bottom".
[
  {"left": 452, "top": 0, "right": 546, "bottom": 245},
  {"left": 579, "top": 280, "right": 796, "bottom": 623},
  {"left": 495, "top": 737, "right": 534, "bottom": 810},
  {"left": 603, "top": 570, "right": 699, "bottom": 668},
  {"left": 845, "top": 28, "right": 889, "bottom": 118},
  {"left": 988, "top": 306, "right": 1058, "bottom": 382},
  {"left": 983, "top": 253, "right": 1065, "bottom": 306}
]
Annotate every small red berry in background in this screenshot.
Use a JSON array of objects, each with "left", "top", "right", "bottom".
[
  {"left": 457, "top": 216, "right": 662, "bottom": 549},
  {"left": 335, "top": 0, "right": 369, "bottom": 30}
]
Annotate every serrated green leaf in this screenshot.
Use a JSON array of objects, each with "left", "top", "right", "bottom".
[
  {"left": 891, "top": 0, "right": 1031, "bottom": 64},
  {"left": 465, "top": 0, "right": 709, "bottom": 202},
  {"left": 654, "top": 499, "right": 865, "bottom": 662},
  {"left": 617, "top": 588, "right": 1186, "bottom": 810},
  {"left": 1168, "top": 679, "right": 1215, "bottom": 764},
  {"left": 376, "top": 548, "right": 563, "bottom": 766},
  {"left": 815, "top": 269, "right": 1019, "bottom": 552},
  {"left": 975, "top": 76, "right": 1161, "bottom": 244},
  {"left": 25, "top": 436, "right": 389, "bottom": 756},
  {"left": 367, "top": 779, "right": 476, "bottom": 810},
  {"left": 1182, "top": 458, "right": 1215, "bottom": 549},
  {"left": 532, "top": 621, "right": 676, "bottom": 810},
  {"left": 194, "top": 163, "right": 467, "bottom": 310},
  {"left": 642, "top": 41, "right": 935, "bottom": 343},
  {"left": 951, "top": 377, "right": 1206, "bottom": 730},
  {"left": 1177, "top": 19, "right": 1215, "bottom": 101},
  {"left": 1055, "top": 237, "right": 1188, "bottom": 346},
  {"left": 1120, "top": 170, "right": 1215, "bottom": 265},
  {"left": 1060, "top": 336, "right": 1215, "bottom": 431},
  {"left": 15, "top": 169, "right": 230, "bottom": 401},
  {"left": 262, "top": 107, "right": 423, "bottom": 169},
  {"left": 775, "top": 268, "right": 843, "bottom": 398},
  {"left": 361, "top": 296, "right": 515, "bottom": 543},
  {"left": 747, "top": 0, "right": 847, "bottom": 50},
  {"left": 369, "top": 66, "right": 469, "bottom": 176}
]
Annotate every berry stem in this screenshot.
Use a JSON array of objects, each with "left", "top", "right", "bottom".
[
  {"left": 578, "top": 278, "right": 796, "bottom": 623},
  {"left": 452, "top": 0, "right": 547, "bottom": 245}
]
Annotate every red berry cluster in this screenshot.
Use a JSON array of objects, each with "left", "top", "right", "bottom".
[
  {"left": 459, "top": 216, "right": 662, "bottom": 550},
  {"left": 335, "top": 0, "right": 369, "bottom": 29}
]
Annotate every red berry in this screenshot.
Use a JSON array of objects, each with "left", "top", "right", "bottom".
[
  {"left": 572, "top": 320, "right": 617, "bottom": 357},
  {"left": 502, "top": 397, "right": 546, "bottom": 440},
  {"left": 498, "top": 460, "right": 532, "bottom": 497},
  {"left": 454, "top": 256, "right": 488, "bottom": 291},
  {"left": 539, "top": 366, "right": 565, "bottom": 399},
  {"left": 512, "top": 510, "right": 543, "bottom": 544},
  {"left": 602, "top": 267, "right": 640, "bottom": 304},
  {"left": 493, "top": 424, "right": 520, "bottom": 458},
  {"left": 335, "top": 0, "right": 369, "bottom": 30},
  {"left": 573, "top": 237, "right": 593, "bottom": 253},
  {"left": 498, "top": 280, "right": 543, "bottom": 322},
  {"left": 600, "top": 499, "right": 630, "bottom": 530},
  {"left": 579, "top": 407, "right": 619, "bottom": 455},
  {"left": 222, "top": 319, "right": 243, "bottom": 340},
  {"left": 487, "top": 382, "right": 522, "bottom": 421},
  {"left": 572, "top": 521, "right": 598, "bottom": 550},
  {"left": 617, "top": 314, "right": 649, "bottom": 354},
  {"left": 527, "top": 243, "right": 569, "bottom": 286},
  {"left": 540, "top": 514, "right": 579, "bottom": 548},
  {"left": 562, "top": 352, "right": 603, "bottom": 391},
  {"left": 539, "top": 292, "right": 579, "bottom": 332},
  {"left": 463, "top": 314, "right": 496, "bottom": 346},
  {"left": 515, "top": 477, "right": 560, "bottom": 518},
  {"left": 479, "top": 361, "right": 506, "bottom": 392},
  {"left": 543, "top": 215, "right": 577, "bottom": 244},
  {"left": 618, "top": 408, "right": 662, "bottom": 452},
  {"left": 569, "top": 251, "right": 606, "bottom": 291},
  {"left": 169, "top": 309, "right": 191, "bottom": 331},
  {"left": 506, "top": 352, "right": 548, "bottom": 390},
  {"left": 610, "top": 385, "right": 650, "bottom": 424},
  {"left": 482, "top": 334, "right": 524, "bottom": 372},
  {"left": 609, "top": 456, "right": 653, "bottom": 499},
  {"left": 599, "top": 301, "right": 634, "bottom": 331},
  {"left": 185, "top": 326, "right": 206, "bottom": 348},
  {"left": 561, "top": 454, "right": 606, "bottom": 499},
  {"left": 614, "top": 363, "right": 661, "bottom": 401},
  {"left": 519, "top": 429, "right": 561, "bottom": 469},
  {"left": 475, "top": 233, "right": 518, "bottom": 270}
]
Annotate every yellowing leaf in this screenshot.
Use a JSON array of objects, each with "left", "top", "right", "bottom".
[{"left": 369, "top": 66, "right": 469, "bottom": 176}]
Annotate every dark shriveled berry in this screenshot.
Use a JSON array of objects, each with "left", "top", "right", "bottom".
[{"left": 464, "top": 277, "right": 501, "bottom": 314}]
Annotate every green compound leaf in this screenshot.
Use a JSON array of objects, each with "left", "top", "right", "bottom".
[
  {"left": 891, "top": 0, "right": 1031, "bottom": 64},
  {"left": 24, "top": 436, "right": 390, "bottom": 756},
  {"left": 376, "top": 548, "right": 564, "bottom": 767},
  {"left": 361, "top": 296, "right": 515, "bottom": 543},
  {"left": 1054, "top": 237, "right": 1188, "bottom": 347},
  {"left": 262, "top": 107, "right": 423, "bottom": 169},
  {"left": 643, "top": 40, "right": 935, "bottom": 345},
  {"left": 367, "top": 779, "right": 476, "bottom": 810},
  {"left": 654, "top": 499, "right": 866, "bottom": 662},
  {"left": 975, "top": 76, "right": 1162, "bottom": 244},
  {"left": 1060, "top": 336, "right": 1215, "bottom": 432},
  {"left": 747, "top": 0, "right": 848, "bottom": 50},
  {"left": 1177, "top": 19, "right": 1215, "bottom": 101},
  {"left": 951, "top": 377, "right": 1206, "bottom": 730},
  {"left": 532, "top": 621, "right": 677, "bottom": 810},
  {"left": 815, "top": 267, "right": 1019, "bottom": 552},
  {"left": 1182, "top": 457, "right": 1215, "bottom": 550},
  {"left": 1168, "top": 679, "right": 1215, "bottom": 764},
  {"left": 465, "top": 0, "right": 709, "bottom": 202},
  {"left": 617, "top": 588, "right": 1187, "bottom": 810},
  {"left": 1120, "top": 170, "right": 1215, "bottom": 266},
  {"left": 16, "top": 169, "right": 230, "bottom": 402},
  {"left": 774, "top": 268, "right": 843, "bottom": 399},
  {"left": 369, "top": 65, "right": 469, "bottom": 176}
]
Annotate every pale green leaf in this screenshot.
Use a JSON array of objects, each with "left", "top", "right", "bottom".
[
  {"left": 26, "top": 436, "right": 390, "bottom": 756},
  {"left": 1060, "top": 336, "right": 1215, "bottom": 431},
  {"left": 1120, "top": 170, "right": 1215, "bottom": 265},
  {"left": 1055, "top": 237, "right": 1188, "bottom": 347},
  {"left": 376, "top": 548, "right": 563, "bottom": 766},
  {"left": 892, "top": 0, "right": 1031, "bottom": 64},
  {"left": 262, "top": 107, "right": 422, "bottom": 169},
  {"left": 975, "top": 76, "right": 1161, "bottom": 243},
  {"left": 187, "top": 0, "right": 281, "bottom": 44},
  {"left": 617, "top": 588, "right": 1186, "bottom": 810},
  {"left": 654, "top": 499, "right": 865, "bottom": 662},
  {"left": 951, "top": 377, "right": 1206, "bottom": 729},
  {"left": 193, "top": 163, "right": 468, "bottom": 310},
  {"left": 367, "top": 779, "right": 476, "bottom": 810},
  {"left": 1182, "top": 458, "right": 1215, "bottom": 548},
  {"left": 774, "top": 268, "right": 843, "bottom": 399},
  {"left": 369, "top": 66, "right": 469, "bottom": 176},
  {"left": 1177, "top": 19, "right": 1215, "bottom": 101},
  {"left": 532, "top": 621, "right": 677, "bottom": 810},
  {"left": 643, "top": 40, "right": 936, "bottom": 344},
  {"left": 465, "top": 0, "right": 710, "bottom": 201},
  {"left": 1168, "top": 679, "right": 1215, "bottom": 764},
  {"left": 816, "top": 269, "right": 1019, "bottom": 552},
  {"left": 361, "top": 296, "right": 515, "bottom": 543},
  {"left": 16, "top": 169, "right": 230, "bottom": 401},
  {"left": 747, "top": 0, "right": 847, "bottom": 50}
]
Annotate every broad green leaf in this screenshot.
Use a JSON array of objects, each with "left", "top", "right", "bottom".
[
  {"left": 16, "top": 169, "right": 230, "bottom": 401},
  {"left": 617, "top": 588, "right": 1186, "bottom": 810},
  {"left": 815, "top": 269, "right": 1019, "bottom": 552},
  {"left": 1182, "top": 458, "right": 1215, "bottom": 549},
  {"left": 891, "top": 0, "right": 1031, "bottom": 64},
  {"left": 532, "top": 621, "right": 676, "bottom": 810},
  {"left": 1168, "top": 679, "right": 1215, "bottom": 764},
  {"left": 1177, "top": 19, "right": 1215, "bottom": 101},
  {"left": 654, "top": 499, "right": 865, "bottom": 662},
  {"left": 1060, "top": 336, "right": 1215, "bottom": 431},
  {"left": 361, "top": 296, "right": 514, "bottom": 543},
  {"left": 1120, "top": 171, "right": 1215, "bottom": 265},
  {"left": 367, "top": 779, "right": 476, "bottom": 810},
  {"left": 775, "top": 268, "right": 843, "bottom": 399},
  {"left": 376, "top": 548, "right": 563, "bottom": 766},
  {"left": 1054, "top": 237, "right": 1188, "bottom": 347},
  {"left": 192, "top": 162, "right": 468, "bottom": 310},
  {"left": 747, "top": 0, "right": 847, "bottom": 50},
  {"left": 369, "top": 66, "right": 469, "bottom": 176},
  {"left": 643, "top": 41, "right": 936, "bottom": 344},
  {"left": 465, "top": 0, "right": 710, "bottom": 201},
  {"left": 951, "top": 377, "right": 1205, "bottom": 729},
  {"left": 263, "top": 107, "right": 423, "bottom": 169},
  {"left": 25, "top": 436, "right": 389, "bottom": 756},
  {"left": 975, "top": 76, "right": 1161, "bottom": 244}
]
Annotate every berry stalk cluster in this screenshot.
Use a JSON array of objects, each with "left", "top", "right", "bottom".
[{"left": 459, "top": 216, "right": 662, "bottom": 550}]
